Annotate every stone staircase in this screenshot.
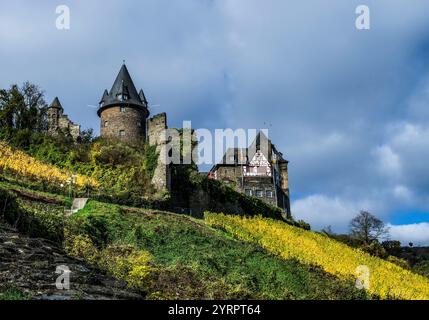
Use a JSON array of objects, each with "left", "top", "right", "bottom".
[{"left": 64, "top": 198, "right": 89, "bottom": 217}]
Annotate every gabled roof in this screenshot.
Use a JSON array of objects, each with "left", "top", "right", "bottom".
[
  {"left": 209, "top": 131, "right": 288, "bottom": 173},
  {"left": 49, "top": 97, "right": 63, "bottom": 110},
  {"left": 248, "top": 131, "right": 288, "bottom": 163},
  {"left": 97, "top": 63, "right": 149, "bottom": 117}
]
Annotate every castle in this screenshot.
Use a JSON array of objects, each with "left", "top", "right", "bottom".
[{"left": 47, "top": 63, "right": 290, "bottom": 215}]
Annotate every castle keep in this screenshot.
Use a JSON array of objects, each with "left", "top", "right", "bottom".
[
  {"left": 98, "top": 64, "right": 150, "bottom": 142},
  {"left": 97, "top": 64, "right": 170, "bottom": 190},
  {"left": 47, "top": 63, "right": 170, "bottom": 191}
]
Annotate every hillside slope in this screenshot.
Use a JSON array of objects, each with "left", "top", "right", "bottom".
[
  {"left": 2, "top": 141, "right": 428, "bottom": 300},
  {"left": 65, "top": 201, "right": 366, "bottom": 300},
  {"left": 205, "top": 213, "right": 429, "bottom": 300},
  {"left": 0, "top": 141, "right": 97, "bottom": 190}
]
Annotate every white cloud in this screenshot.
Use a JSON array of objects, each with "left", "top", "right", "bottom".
[
  {"left": 379, "top": 122, "right": 429, "bottom": 203},
  {"left": 292, "top": 194, "right": 373, "bottom": 233},
  {"left": 373, "top": 145, "right": 401, "bottom": 177},
  {"left": 393, "top": 185, "right": 413, "bottom": 202},
  {"left": 388, "top": 223, "right": 429, "bottom": 246}
]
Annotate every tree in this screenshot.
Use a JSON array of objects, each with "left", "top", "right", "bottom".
[
  {"left": 382, "top": 240, "right": 402, "bottom": 254},
  {"left": 321, "top": 225, "right": 334, "bottom": 236},
  {"left": 79, "top": 128, "right": 94, "bottom": 144},
  {"left": 0, "top": 82, "right": 47, "bottom": 133},
  {"left": 349, "top": 211, "right": 389, "bottom": 244}
]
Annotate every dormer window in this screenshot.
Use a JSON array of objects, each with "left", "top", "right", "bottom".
[{"left": 117, "top": 93, "right": 129, "bottom": 101}]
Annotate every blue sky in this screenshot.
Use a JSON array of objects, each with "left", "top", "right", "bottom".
[{"left": 1, "top": 0, "right": 429, "bottom": 245}]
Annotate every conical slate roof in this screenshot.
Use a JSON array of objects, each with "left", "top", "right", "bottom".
[
  {"left": 117, "top": 80, "right": 130, "bottom": 97},
  {"left": 98, "top": 63, "right": 149, "bottom": 117},
  {"left": 99, "top": 89, "right": 109, "bottom": 104},
  {"left": 49, "top": 97, "right": 63, "bottom": 110},
  {"left": 139, "top": 89, "right": 148, "bottom": 106}
]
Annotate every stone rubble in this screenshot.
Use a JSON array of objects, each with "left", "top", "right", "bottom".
[{"left": 0, "top": 223, "right": 143, "bottom": 300}]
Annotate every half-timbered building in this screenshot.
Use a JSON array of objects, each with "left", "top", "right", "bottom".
[{"left": 208, "top": 132, "right": 291, "bottom": 217}]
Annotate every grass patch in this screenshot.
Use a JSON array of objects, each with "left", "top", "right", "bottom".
[{"left": 0, "top": 286, "right": 29, "bottom": 300}]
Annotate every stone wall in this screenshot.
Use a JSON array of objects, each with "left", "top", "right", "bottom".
[
  {"left": 214, "top": 166, "right": 242, "bottom": 185},
  {"left": 100, "top": 106, "right": 146, "bottom": 142},
  {"left": 181, "top": 182, "right": 284, "bottom": 220},
  {"left": 279, "top": 162, "right": 289, "bottom": 195},
  {"left": 47, "top": 108, "right": 81, "bottom": 141},
  {"left": 147, "top": 112, "right": 167, "bottom": 145},
  {"left": 241, "top": 176, "right": 277, "bottom": 207},
  {"left": 147, "top": 113, "right": 170, "bottom": 191},
  {"left": 69, "top": 123, "right": 81, "bottom": 141}
]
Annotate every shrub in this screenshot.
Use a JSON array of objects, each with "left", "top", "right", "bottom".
[
  {"left": 143, "top": 144, "right": 159, "bottom": 179},
  {"left": 362, "top": 242, "right": 387, "bottom": 259},
  {"left": 296, "top": 220, "right": 311, "bottom": 231},
  {"left": 64, "top": 234, "right": 100, "bottom": 265},
  {"left": 0, "top": 187, "right": 64, "bottom": 243},
  {"left": 387, "top": 256, "right": 410, "bottom": 270},
  {"left": 413, "top": 260, "right": 429, "bottom": 278}
]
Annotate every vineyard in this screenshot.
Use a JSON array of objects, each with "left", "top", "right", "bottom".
[
  {"left": 0, "top": 140, "right": 97, "bottom": 190},
  {"left": 205, "top": 212, "right": 429, "bottom": 300}
]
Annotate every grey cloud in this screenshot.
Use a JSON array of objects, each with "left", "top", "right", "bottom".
[{"left": 1, "top": 1, "right": 429, "bottom": 243}]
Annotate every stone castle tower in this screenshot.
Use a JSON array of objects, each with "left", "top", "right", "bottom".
[
  {"left": 47, "top": 97, "right": 81, "bottom": 140},
  {"left": 97, "top": 63, "right": 150, "bottom": 142},
  {"left": 97, "top": 63, "right": 170, "bottom": 191}
]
